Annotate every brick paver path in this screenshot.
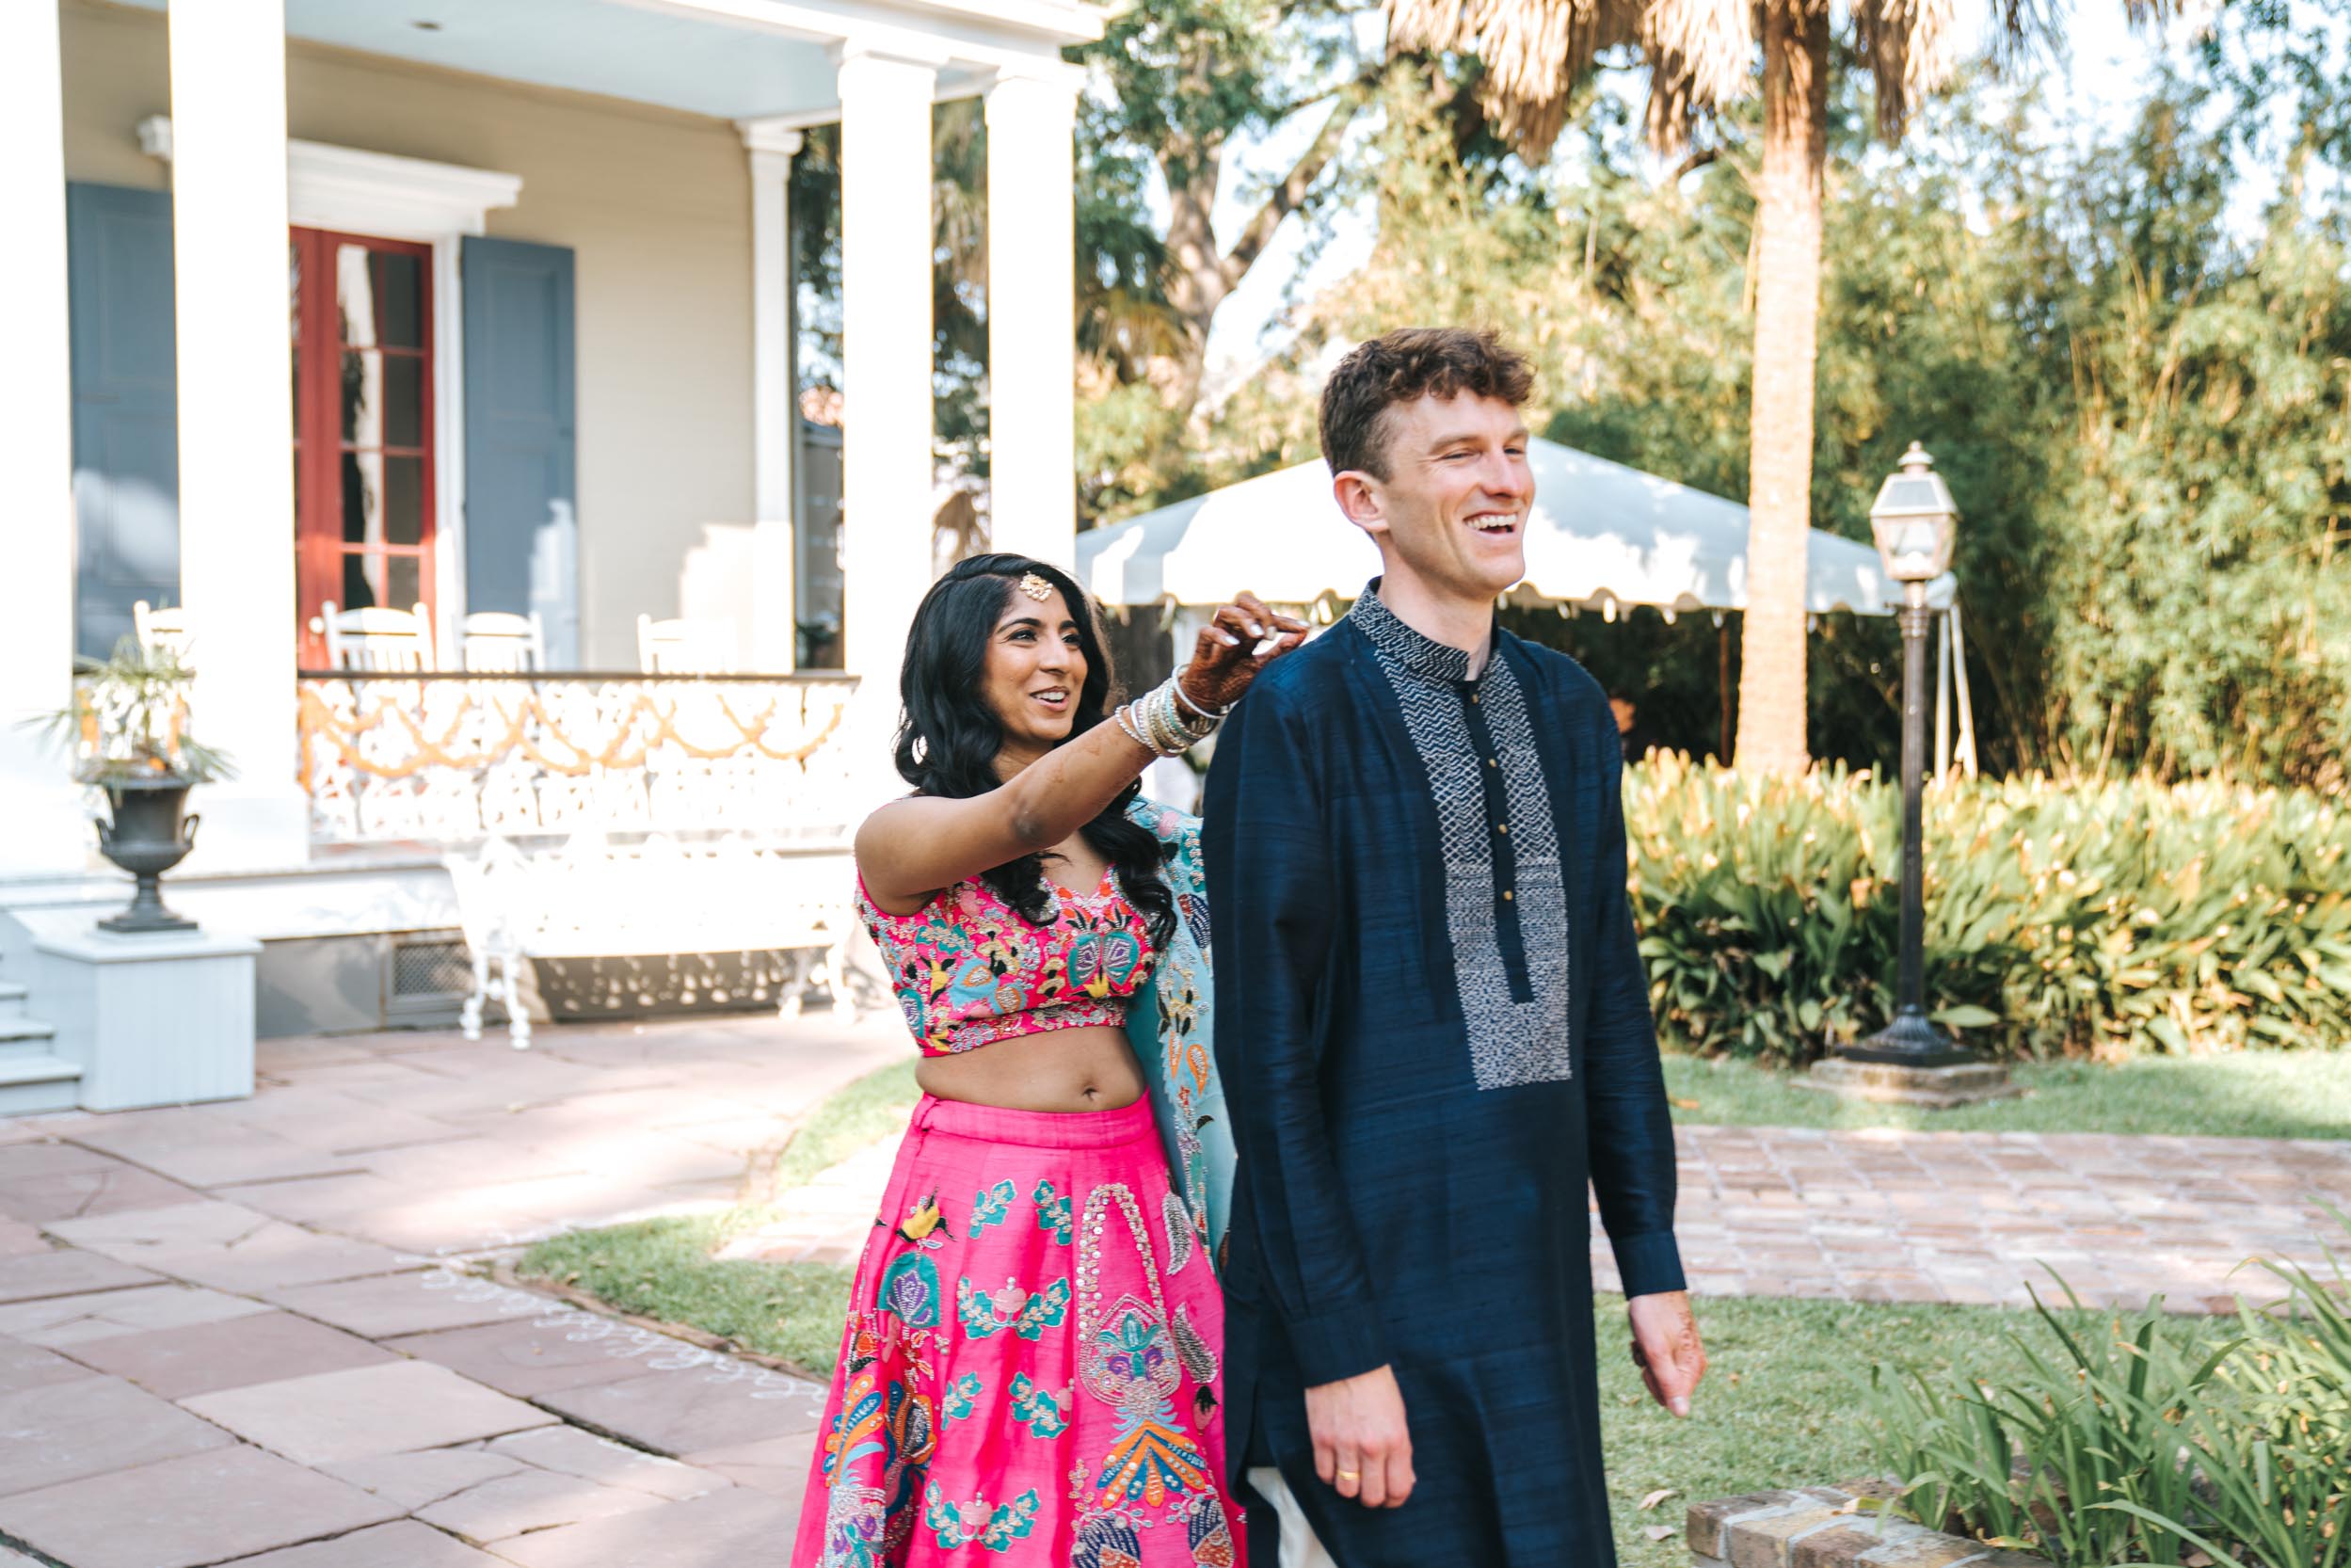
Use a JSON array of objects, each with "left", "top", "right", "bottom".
[
  {"left": 6, "top": 1014, "right": 2347, "bottom": 1566},
  {"left": 0, "top": 1013, "right": 902, "bottom": 1567},
  {"left": 737, "top": 1118, "right": 2351, "bottom": 1315},
  {"left": 1635, "top": 1124, "right": 2350, "bottom": 1312}
]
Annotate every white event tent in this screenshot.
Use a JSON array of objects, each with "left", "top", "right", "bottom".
[
  {"left": 1077, "top": 437, "right": 1975, "bottom": 773},
  {"left": 1078, "top": 437, "right": 1955, "bottom": 617}
]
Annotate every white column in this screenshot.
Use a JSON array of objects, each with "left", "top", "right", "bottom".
[
  {"left": 168, "top": 0, "right": 307, "bottom": 869},
  {"left": 0, "top": 1, "right": 89, "bottom": 872},
  {"left": 984, "top": 65, "right": 1082, "bottom": 569},
  {"left": 836, "top": 42, "right": 940, "bottom": 688},
  {"left": 743, "top": 120, "right": 803, "bottom": 672}
]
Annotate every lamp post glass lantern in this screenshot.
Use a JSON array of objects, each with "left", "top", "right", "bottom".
[
  {"left": 1842, "top": 442, "right": 1975, "bottom": 1066},
  {"left": 1869, "top": 441, "right": 1959, "bottom": 582}
]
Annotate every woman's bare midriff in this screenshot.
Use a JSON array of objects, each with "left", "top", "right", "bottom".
[{"left": 914, "top": 1024, "right": 1147, "bottom": 1114}]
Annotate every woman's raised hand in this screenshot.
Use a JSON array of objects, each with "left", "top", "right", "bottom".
[{"left": 1179, "top": 591, "right": 1309, "bottom": 713}]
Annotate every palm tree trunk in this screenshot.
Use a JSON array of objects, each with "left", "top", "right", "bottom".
[
  {"left": 1160, "top": 180, "right": 1228, "bottom": 424},
  {"left": 1734, "top": 0, "right": 1832, "bottom": 776}
]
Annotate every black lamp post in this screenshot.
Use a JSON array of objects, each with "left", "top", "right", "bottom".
[{"left": 1838, "top": 442, "right": 1977, "bottom": 1068}]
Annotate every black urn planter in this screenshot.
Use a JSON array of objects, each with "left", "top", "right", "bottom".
[{"left": 95, "top": 777, "right": 201, "bottom": 935}]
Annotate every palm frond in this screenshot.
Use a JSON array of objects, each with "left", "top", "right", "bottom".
[
  {"left": 1863, "top": 0, "right": 2177, "bottom": 137},
  {"left": 1388, "top": 0, "right": 1639, "bottom": 156},
  {"left": 1387, "top": 0, "right": 1751, "bottom": 156},
  {"left": 1637, "top": 0, "right": 1755, "bottom": 117},
  {"left": 1851, "top": 0, "right": 1963, "bottom": 137},
  {"left": 1079, "top": 285, "right": 1192, "bottom": 376}
]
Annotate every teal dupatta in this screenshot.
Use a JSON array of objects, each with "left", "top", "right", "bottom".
[{"left": 1124, "top": 796, "right": 1236, "bottom": 1257}]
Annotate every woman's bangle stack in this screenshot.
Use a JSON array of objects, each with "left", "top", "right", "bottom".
[{"left": 1115, "top": 668, "right": 1224, "bottom": 758}]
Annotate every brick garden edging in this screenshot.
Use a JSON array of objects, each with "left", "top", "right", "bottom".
[{"left": 1687, "top": 1487, "right": 2049, "bottom": 1568}]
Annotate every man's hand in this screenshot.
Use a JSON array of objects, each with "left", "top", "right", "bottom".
[
  {"left": 1628, "top": 1290, "right": 1706, "bottom": 1416},
  {"left": 1303, "top": 1365, "right": 1415, "bottom": 1508}
]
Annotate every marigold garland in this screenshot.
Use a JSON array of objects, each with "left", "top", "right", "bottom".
[{"left": 296, "top": 680, "right": 852, "bottom": 792}]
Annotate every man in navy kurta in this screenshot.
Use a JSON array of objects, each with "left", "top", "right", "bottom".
[{"left": 1205, "top": 328, "right": 1707, "bottom": 1566}]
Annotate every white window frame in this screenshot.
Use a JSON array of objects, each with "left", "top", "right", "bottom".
[{"left": 139, "top": 117, "right": 522, "bottom": 660}]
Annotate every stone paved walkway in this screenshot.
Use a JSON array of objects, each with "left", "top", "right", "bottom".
[
  {"left": 0, "top": 1012, "right": 902, "bottom": 1568},
  {"left": 1645, "top": 1123, "right": 2349, "bottom": 1312},
  {"left": 735, "top": 1117, "right": 2351, "bottom": 1315},
  {"left": 6, "top": 1016, "right": 2348, "bottom": 1566}
]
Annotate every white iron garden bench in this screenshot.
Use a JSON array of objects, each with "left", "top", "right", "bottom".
[{"left": 444, "top": 832, "right": 858, "bottom": 1048}]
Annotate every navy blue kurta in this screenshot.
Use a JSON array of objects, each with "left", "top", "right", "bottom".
[{"left": 1204, "top": 588, "right": 1685, "bottom": 1567}]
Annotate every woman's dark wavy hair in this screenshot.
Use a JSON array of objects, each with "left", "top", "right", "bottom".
[{"left": 892, "top": 552, "right": 1175, "bottom": 950}]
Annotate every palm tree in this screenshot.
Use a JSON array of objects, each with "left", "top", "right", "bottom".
[{"left": 1387, "top": 0, "right": 2163, "bottom": 774}]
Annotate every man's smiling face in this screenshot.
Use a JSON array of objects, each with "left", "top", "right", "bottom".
[{"left": 1338, "top": 392, "right": 1533, "bottom": 603}]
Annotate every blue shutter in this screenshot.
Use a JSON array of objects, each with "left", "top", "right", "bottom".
[
  {"left": 461, "top": 237, "right": 578, "bottom": 666},
  {"left": 67, "top": 184, "right": 180, "bottom": 662}
]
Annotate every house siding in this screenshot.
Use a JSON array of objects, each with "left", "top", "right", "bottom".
[{"left": 57, "top": 0, "right": 757, "bottom": 670}]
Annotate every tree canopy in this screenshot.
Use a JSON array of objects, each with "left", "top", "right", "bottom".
[
  {"left": 1186, "top": 18, "right": 2351, "bottom": 787},
  {"left": 788, "top": 3, "right": 2348, "bottom": 789}
]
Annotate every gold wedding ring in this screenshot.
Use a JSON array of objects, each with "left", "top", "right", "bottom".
[{"left": 1335, "top": 1469, "right": 1361, "bottom": 1481}]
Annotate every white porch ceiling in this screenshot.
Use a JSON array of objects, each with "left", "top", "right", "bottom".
[{"left": 111, "top": 0, "right": 1100, "bottom": 120}]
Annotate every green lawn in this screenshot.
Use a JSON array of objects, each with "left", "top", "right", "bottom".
[
  {"left": 519, "top": 1049, "right": 2332, "bottom": 1557},
  {"left": 1663, "top": 1049, "right": 2351, "bottom": 1140},
  {"left": 519, "top": 1057, "right": 919, "bottom": 1373},
  {"left": 1593, "top": 1292, "right": 2230, "bottom": 1567},
  {"left": 771, "top": 1058, "right": 920, "bottom": 1191},
  {"left": 521, "top": 1208, "right": 854, "bottom": 1373},
  {"left": 513, "top": 1209, "right": 2176, "bottom": 1568},
  {"left": 774, "top": 1048, "right": 2351, "bottom": 1168},
  {"left": 765, "top": 1051, "right": 2351, "bottom": 1209}
]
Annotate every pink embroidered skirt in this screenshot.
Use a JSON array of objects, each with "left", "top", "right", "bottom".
[{"left": 792, "top": 1094, "right": 1242, "bottom": 1568}]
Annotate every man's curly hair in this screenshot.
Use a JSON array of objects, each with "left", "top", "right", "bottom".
[{"left": 1318, "top": 327, "right": 1535, "bottom": 481}]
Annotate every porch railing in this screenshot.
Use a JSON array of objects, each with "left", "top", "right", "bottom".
[{"left": 296, "top": 671, "right": 861, "bottom": 848}]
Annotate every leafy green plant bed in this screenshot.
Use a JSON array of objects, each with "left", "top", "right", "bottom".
[
  {"left": 1595, "top": 1294, "right": 2220, "bottom": 1568},
  {"left": 1628, "top": 757, "right": 2351, "bottom": 1063},
  {"left": 1873, "top": 1220, "right": 2351, "bottom": 1567}
]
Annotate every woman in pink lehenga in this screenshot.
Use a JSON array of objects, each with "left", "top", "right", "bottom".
[{"left": 793, "top": 554, "right": 1303, "bottom": 1567}]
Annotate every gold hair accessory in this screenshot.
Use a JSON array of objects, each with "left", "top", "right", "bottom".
[{"left": 1017, "top": 571, "right": 1054, "bottom": 602}]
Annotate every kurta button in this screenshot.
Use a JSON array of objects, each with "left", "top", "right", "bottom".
[
  {"left": 1496, "top": 824, "right": 1508, "bottom": 835},
  {"left": 1501, "top": 889, "right": 1514, "bottom": 901},
  {"left": 1487, "top": 757, "right": 1497, "bottom": 767}
]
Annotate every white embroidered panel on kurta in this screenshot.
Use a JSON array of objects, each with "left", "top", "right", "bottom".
[{"left": 1351, "top": 589, "right": 1571, "bottom": 1089}]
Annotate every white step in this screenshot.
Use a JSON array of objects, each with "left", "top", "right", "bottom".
[
  {"left": 0, "top": 1052, "right": 82, "bottom": 1116},
  {"left": 0, "top": 984, "right": 69, "bottom": 1117},
  {"left": 0, "top": 1015, "right": 57, "bottom": 1051}
]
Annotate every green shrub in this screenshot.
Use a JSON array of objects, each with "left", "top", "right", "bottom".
[
  {"left": 2107, "top": 1232, "right": 2351, "bottom": 1568},
  {"left": 1869, "top": 1287, "right": 2236, "bottom": 1565},
  {"left": 1624, "top": 755, "right": 2351, "bottom": 1062},
  {"left": 1870, "top": 1219, "right": 2351, "bottom": 1567}
]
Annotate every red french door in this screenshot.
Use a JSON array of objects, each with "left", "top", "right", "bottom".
[{"left": 291, "top": 228, "right": 436, "bottom": 668}]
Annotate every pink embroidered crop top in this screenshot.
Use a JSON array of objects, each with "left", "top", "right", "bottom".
[{"left": 856, "top": 866, "right": 1159, "bottom": 1056}]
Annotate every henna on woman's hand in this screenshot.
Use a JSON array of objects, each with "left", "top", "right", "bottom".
[{"left": 1181, "top": 590, "right": 1309, "bottom": 712}]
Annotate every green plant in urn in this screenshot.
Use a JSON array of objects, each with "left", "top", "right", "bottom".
[{"left": 32, "top": 636, "right": 236, "bottom": 935}]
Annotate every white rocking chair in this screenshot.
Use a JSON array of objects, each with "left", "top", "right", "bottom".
[
  {"left": 313, "top": 601, "right": 437, "bottom": 672},
  {"left": 457, "top": 611, "right": 548, "bottom": 673},
  {"left": 636, "top": 615, "right": 736, "bottom": 675}
]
